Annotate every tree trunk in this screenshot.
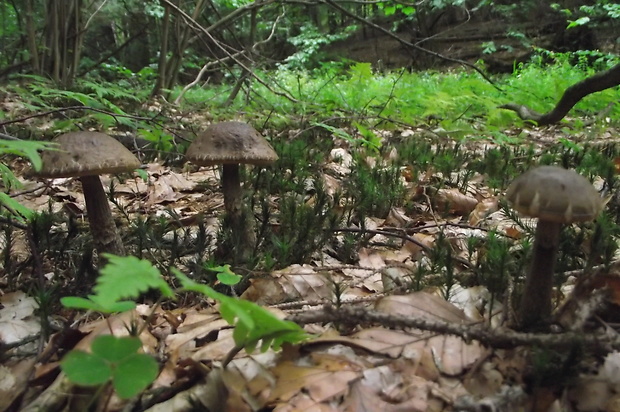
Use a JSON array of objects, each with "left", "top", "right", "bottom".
[{"left": 152, "top": 3, "right": 170, "bottom": 96}]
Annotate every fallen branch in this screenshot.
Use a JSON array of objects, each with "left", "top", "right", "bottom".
[
  {"left": 288, "top": 303, "right": 620, "bottom": 351},
  {"left": 500, "top": 62, "right": 620, "bottom": 125}
]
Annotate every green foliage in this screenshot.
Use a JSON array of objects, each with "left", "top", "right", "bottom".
[
  {"left": 137, "top": 128, "right": 176, "bottom": 153},
  {"left": 0, "top": 139, "right": 53, "bottom": 171},
  {"left": 61, "top": 256, "right": 310, "bottom": 398},
  {"left": 174, "top": 269, "right": 309, "bottom": 352},
  {"left": 61, "top": 335, "right": 159, "bottom": 399},
  {"left": 0, "top": 138, "right": 55, "bottom": 223},
  {"left": 282, "top": 24, "right": 357, "bottom": 70},
  {"left": 555, "top": 0, "right": 620, "bottom": 27},
  {"left": 207, "top": 263, "right": 242, "bottom": 286},
  {"left": 61, "top": 254, "right": 175, "bottom": 313},
  {"left": 476, "top": 232, "right": 520, "bottom": 308},
  {"left": 481, "top": 41, "right": 497, "bottom": 54},
  {"left": 0, "top": 193, "right": 34, "bottom": 223},
  {"left": 313, "top": 122, "right": 381, "bottom": 152},
  {"left": 177, "top": 56, "right": 620, "bottom": 134},
  {"left": 376, "top": 1, "right": 416, "bottom": 16},
  {"left": 345, "top": 154, "right": 404, "bottom": 220},
  {"left": 265, "top": 188, "right": 340, "bottom": 268}
]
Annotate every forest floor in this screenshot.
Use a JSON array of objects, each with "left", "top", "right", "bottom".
[{"left": 2, "top": 66, "right": 620, "bottom": 411}]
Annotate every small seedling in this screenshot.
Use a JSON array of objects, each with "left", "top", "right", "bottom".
[
  {"left": 60, "top": 255, "right": 310, "bottom": 401},
  {"left": 61, "top": 335, "right": 159, "bottom": 399}
]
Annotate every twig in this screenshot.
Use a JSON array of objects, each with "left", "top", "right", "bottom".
[
  {"left": 271, "top": 293, "right": 384, "bottom": 310},
  {"left": 174, "top": 9, "right": 284, "bottom": 105},
  {"left": 0, "top": 215, "right": 28, "bottom": 230},
  {"left": 288, "top": 303, "right": 620, "bottom": 351}
]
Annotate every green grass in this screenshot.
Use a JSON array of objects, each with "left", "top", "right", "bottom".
[{"left": 176, "top": 54, "right": 620, "bottom": 134}]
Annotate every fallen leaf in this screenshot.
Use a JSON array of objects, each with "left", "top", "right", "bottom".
[
  {"left": 433, "top": 188, "right": 479, "bottom": 215},
  {"left": 0, "top": 291, "right": 40, "bottom": 344},
  {"left": 468, "top": 197, "right": 499, "bottom": 225}
]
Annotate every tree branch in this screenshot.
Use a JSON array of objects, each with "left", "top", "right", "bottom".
[
  {"left": 500, "top": 62, "right": 620, "bottom": 125},
  {"left": 288, "top": 303, "right": 620, "bottom": 351}
]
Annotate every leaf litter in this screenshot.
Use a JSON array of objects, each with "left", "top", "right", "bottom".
[{"left": 4, "top": 128, "right": 620, "bottom": 411}]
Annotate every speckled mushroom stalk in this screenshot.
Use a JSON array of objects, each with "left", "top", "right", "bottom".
[
  {"left": 36, "top": 132, "right": 140, "bottom": 258},
  {"left": 519, "top": 218, "right": 561, "bottom": 329},
  {"left": 186, "top": 122, "right": 278, "bottom": 263},
  {"left": 80, "top": 174, "right": 127, "bottom": 256},
  {"left": 506, "top": 166, "right": 603, "bottom": 330},
  {"left": 221, "top": 163, "right": 250, "bottom": 245}
]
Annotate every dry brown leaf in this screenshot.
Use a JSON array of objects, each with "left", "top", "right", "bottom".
[
  {"left": 316, "top": 328, "right": 416, "bottom": 358},
  {"left": 383, "top": 207, "right": 412, "bottom": 228},
  {"left": 76, "top": 311, "right": 156, "bottom": 353},
  {"left": 166, "top": 314, "right": 229, "bottom": 357},
  {"left": 191, "top": 328, "right": 237, "bottom": 361},
  {"left": 463, "top": 362, "right": 503, "bottom": 398},
  {"left": 504, "top": 225, "right": 524, "bottom": 239},
  {"left": 374, "top": 293, "right": 484, "bottom": 375},
  {"left": 0, "top": 291, "right": 40, "bottom": 344},
  {"left": 0, "top": 358, "right": 36, "bottom": 411},
  {"left": 262, "top": 356, "right": 361, "bottom": 404},
  {"left": 323, "top": 173, "right": 342, "bottom": 197},
  {"left": 468, "top": 196, "right": 499, "bottom": 226},
  {"left": 343, "top": 375, "right": 431, "bottom": 412},
  {"left": 146, "top": 177, "right": 186, "bottom": 205},
  {"left": 401, "top": 232, "right": 435, "bottom": 258},
  {"left": 113, "top": 177, "right": 149, "bottom": 195},
  {"left": 327, "top": 147, "right": 353, "bottom": 176},
  {"left": 434, "top": 188, "right": 479, "bottom": 215},
  {"left": 242, "top": 265, "right": 335, "bottom": 305},
  {"left": 375, "top": 292, "right": 471, "bottom": 323},
  {"left": 158, "top": 172, "right": 197, "bottom": 192},
  {"left": 274, "top": 393, "right": 340, "bottom": 412}
]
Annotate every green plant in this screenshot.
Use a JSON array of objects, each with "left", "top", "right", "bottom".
[
  {"left": 313, "top": 122, "right": 382, "bottom": 152},
  {"left": 428, "top": 232, "right": 457, "bottom": 300},
  {"left": 263, "top": 187, "right": 340, "bottom": 268},
  {"left": 61, "top": 335, "right": 159, "bottom": 399},
  {"left": 0, "top": 138, "right": 55, "bottom": 226},
  {"left": 476, "top": 232, "right": 520, "bottom": 316},
  {"left": 345, "top": 153, "right": 404, "bottom": 221},
  {"left": 281, "top": 24, "right": 357, "bottom": 70},
  {"left": 60, "top": 255, "right": 309, "bottom": 399}
]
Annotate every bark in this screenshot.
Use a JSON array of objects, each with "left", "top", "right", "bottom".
[
  {"left": 24, "top": 0, "right": 40, "bottom": 73},
  {"left": 152, "top": 3, "right": 170, "bottom": 96},
  {"left": 40, "top": 0, "right": 84, "bottom": 86}
]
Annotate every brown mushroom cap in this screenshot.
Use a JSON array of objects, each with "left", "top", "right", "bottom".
[
  {"left": 185, "top": 121, "right": 278, "bottom": 167},
  {"left": 506, "top": 165, "right": 603, "bottom": 224},
  {"left": 36, "top": 131, "right": 140, "bottom": 178}
]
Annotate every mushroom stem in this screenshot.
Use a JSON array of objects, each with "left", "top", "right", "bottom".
[
  {"left": 221, "top": 164, "right": 256, "bottom": 262},
  {"left": 519, "top": 219, "right": 562, "bottom": 330},
  {"left": 80, "top": 175, "right": 126, "bottom": 257},
  {"left": 222, "top": 164, "right": 243, "bottom": 223}
]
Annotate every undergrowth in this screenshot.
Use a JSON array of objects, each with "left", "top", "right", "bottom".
[{"left": 2, "top": 51, "right": 620, "bottom": 317}]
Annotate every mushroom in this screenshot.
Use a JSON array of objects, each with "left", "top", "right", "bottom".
[
  {"left": 185, "top": 121, "right": 278, "bottom": 262},
  {"left": 35, "top": 131, "right": 140, "bottom": 257},
  {"left": 506, "top": 165, "right": 603, "bottom": 330}
]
